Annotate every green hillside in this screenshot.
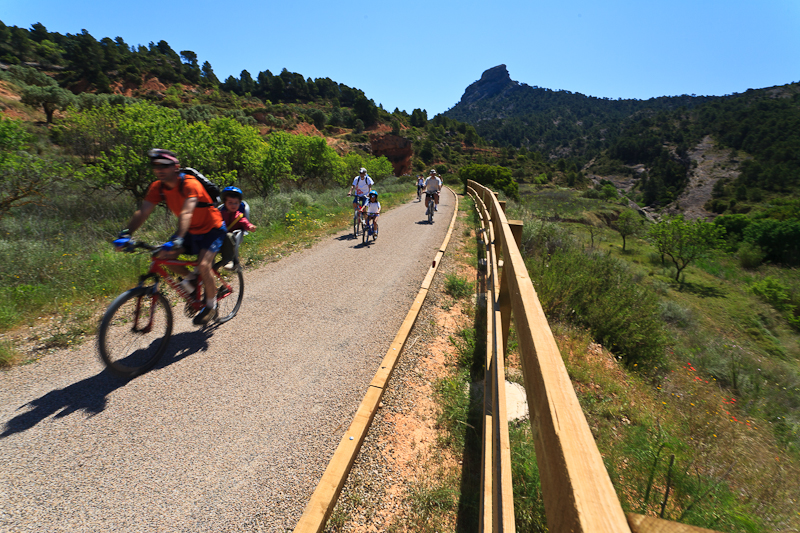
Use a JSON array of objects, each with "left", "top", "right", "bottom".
[{"left": 445, "top": 65, "right": 800, "bottom": 216}]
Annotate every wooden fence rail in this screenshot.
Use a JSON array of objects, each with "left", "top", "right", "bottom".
[{"left": 467, "top": 181, "right": 719, "bottom": 533}]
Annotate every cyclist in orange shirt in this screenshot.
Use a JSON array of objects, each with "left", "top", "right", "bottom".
[{"left": 115, "top": 149, "right": 226, "bottom": 325}]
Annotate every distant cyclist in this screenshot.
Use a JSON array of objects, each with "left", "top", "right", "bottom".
[
  {"left": 416, "top": 175, "right": 424, "bottom": 200},
  {"left": 423, "top": 169, "right": 442, "bottom": 212},
  {"left": 361, "top": 190, "right": 381, "bottom": 236},
  {"left": 348, "top": 167, "right": 374, "bottom": 219}
]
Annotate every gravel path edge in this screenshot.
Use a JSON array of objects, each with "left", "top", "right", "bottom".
[{"left": 292, "top": 187, "right": 459, "bottom": 532}]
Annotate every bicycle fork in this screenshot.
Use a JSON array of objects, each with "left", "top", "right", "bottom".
[{"left": 132, "top": 290, "right": 160, "bottom": 334}]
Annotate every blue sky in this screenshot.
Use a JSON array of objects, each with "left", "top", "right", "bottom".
[{"left": 2, "top": 0, "right": 799, "bottom": 116}]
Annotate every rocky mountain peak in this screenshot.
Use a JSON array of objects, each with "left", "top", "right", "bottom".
[{"left": 457, "top": 65, "right": 518, "bottom": 108}]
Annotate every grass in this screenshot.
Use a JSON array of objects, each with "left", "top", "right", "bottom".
[
  {"left": 0, "top": 339, "right": 19, "bottom": 367},
  {"left": 509, "top": 422, "right": 548, "bottom": 532},
  {"left": 498, "top": 188, "right": 800, "bottom": 530},
  {"left": 444, "top": 273, "right": 475, "bottom": 300},
  {"left": 554, "top": 323, "right": 800, "bottom": 531}
]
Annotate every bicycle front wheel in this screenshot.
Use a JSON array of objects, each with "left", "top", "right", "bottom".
[
  {"left": 97, "top": 287, "right": 173, "bottom": 379},
  {"left": 353, "top": 214, "right": 360, "bottom": 237},
  {"left": 216, "top": 266, "right": 244, "bottom": 323},
  {"left": 427, "top": 203, "right": 434, "bottom": 223}
]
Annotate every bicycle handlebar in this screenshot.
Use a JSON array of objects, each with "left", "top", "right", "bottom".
[{"left": 118, "top": 240, "right": 159, "bottom": 253}]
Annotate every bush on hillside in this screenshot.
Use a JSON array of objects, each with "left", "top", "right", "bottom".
[{"left": 523, "top": 226, "right": 666, "bottom": 366}]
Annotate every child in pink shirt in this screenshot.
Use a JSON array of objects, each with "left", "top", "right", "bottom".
[{"left": 218, "top": 187, "right": 256, "bottom": 269}]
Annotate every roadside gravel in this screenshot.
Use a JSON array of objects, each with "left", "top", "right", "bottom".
[{"left": 0, "top": 192, "right": 454, "bottom": 533}]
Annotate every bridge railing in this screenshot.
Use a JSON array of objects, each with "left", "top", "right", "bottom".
[{"left": 468, "top": 181, "right": 719, "bottom": 533}]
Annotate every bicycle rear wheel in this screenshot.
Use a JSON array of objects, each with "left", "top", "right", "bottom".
[
  {"left": 97, "top": 287, "right": 173, "bottom": 379},
  {"left": 216, "top": 265, "right": 244, "bottom": 323}
]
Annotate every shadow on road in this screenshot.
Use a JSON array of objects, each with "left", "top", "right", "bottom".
[{"left": 1, "top": 329, "right": 213, "bottom": 438}]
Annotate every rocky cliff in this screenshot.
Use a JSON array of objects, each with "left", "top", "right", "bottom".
[
  {"left": 370, "top": 134, "right": 413, "bottom": 176},
  {"left": 453, "top": 64, "right": 520, "bottom": 111}
]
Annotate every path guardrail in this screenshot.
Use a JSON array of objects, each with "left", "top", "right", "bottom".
[{"left": 467, "top": 180, "right": 719, "bottom": 533}]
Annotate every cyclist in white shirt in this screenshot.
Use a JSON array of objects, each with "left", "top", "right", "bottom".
[
  {"left": 348, "top": 167, "right": 374, "bottom": 218},
  {"left": 416, "top": 175, "right": 425, "bottom": 199},
  {"left": 423, "top": 169, "right": 442, "bottom": 212}
]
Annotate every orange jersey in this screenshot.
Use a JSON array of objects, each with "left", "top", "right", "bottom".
[{"left": 145, "top": 175, "right": 224, "bottom": 235}]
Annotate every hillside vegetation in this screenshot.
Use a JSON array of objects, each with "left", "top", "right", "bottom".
[{"left": 446, "top": 65, "right": 800, "bottom": 216}]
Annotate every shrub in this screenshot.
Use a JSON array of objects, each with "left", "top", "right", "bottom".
[
  {"left": 290, "top": 191, "right": 314, "bottom": 207},
  {"left": 743, "top": 219, "right": 800, "bottom": 265},
  {"left": 445, "top": 273, "right": 474, "bottom": 300},
  {"left": 659, "top": 301, "right": 693, "bottom": 329},
  {"left": 526, "top": 240, "right": 667, "bottom": 366},
  {"left": 737, "top": 242, "right": 765, "bottom": 269},
  {"left": 601, "top": 183, "right": 618, "bottom": 200},
  {"left": 750, "top": 276, "right": 794, "bottom": 313}
]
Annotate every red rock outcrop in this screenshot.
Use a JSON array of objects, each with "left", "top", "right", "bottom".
[{"left": 369, "top": 133, "right": 413, "bottom": 176}]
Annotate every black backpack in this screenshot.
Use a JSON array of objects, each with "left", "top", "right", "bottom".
[{"left": 159, "top": 167, "right": 221, "bottom": 208}]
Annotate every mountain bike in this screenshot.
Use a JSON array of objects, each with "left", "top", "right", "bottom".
[
  {"left": 425, "top": 192, "right": 437, "bottom": 223},
  {"left": 417, "top": 185, "right": 422, "bottom": 202},
  {"left": 362, "top": 213, "right": 378, "bottom": 244},
  {"left": 97, "top": 232, "right": 245, "bottom": 379}
]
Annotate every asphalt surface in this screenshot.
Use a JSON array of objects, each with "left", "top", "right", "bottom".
[{"left": 0, "top": 191, "right": 454, "bottom": 532}]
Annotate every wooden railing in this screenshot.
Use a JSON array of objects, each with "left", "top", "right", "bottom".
[{"left": 467, "top": 180, "right": 719, "bottom": 533}]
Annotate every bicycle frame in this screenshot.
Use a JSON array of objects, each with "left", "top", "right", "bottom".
[{"left": 139, "top": 255, "right": 231, "bottom": 312}]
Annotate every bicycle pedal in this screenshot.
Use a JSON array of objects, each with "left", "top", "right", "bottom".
[{"left": 217, "top": 286, "right": 232, "bottom": 298}]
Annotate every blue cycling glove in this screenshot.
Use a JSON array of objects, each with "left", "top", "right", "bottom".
[
  {"left": 161, "top": 234, "right": 184, "bottom": 252},
  {"left": 113, "top": 229, "right": 131, "bottom": 248}
]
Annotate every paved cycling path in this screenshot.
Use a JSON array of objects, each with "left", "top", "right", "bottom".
[{"left": 0, "top": 192, "right": 455, "bottom": 532}]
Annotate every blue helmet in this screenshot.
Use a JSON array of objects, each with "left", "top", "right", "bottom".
[
  {"left": 369, "top": 190, "right": 378, "bottom": 198},
  {"left": 222, "top": 186, "right": 243, "bottom": 200}
]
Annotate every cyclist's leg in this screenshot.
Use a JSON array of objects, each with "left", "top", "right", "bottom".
[
  {"left": 373, "top": 214, "right": 379, "bottom": 233},
  {"left": 190, "top": 228, "right": 225, "bottom": 312}
]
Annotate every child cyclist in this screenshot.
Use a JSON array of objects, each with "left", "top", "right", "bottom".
[
  {"left": 218, "top": 186, "right": 256, "bottom": 269},
  {"left": 361, "top": 190, "right": 381, "bottom": 236}
]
